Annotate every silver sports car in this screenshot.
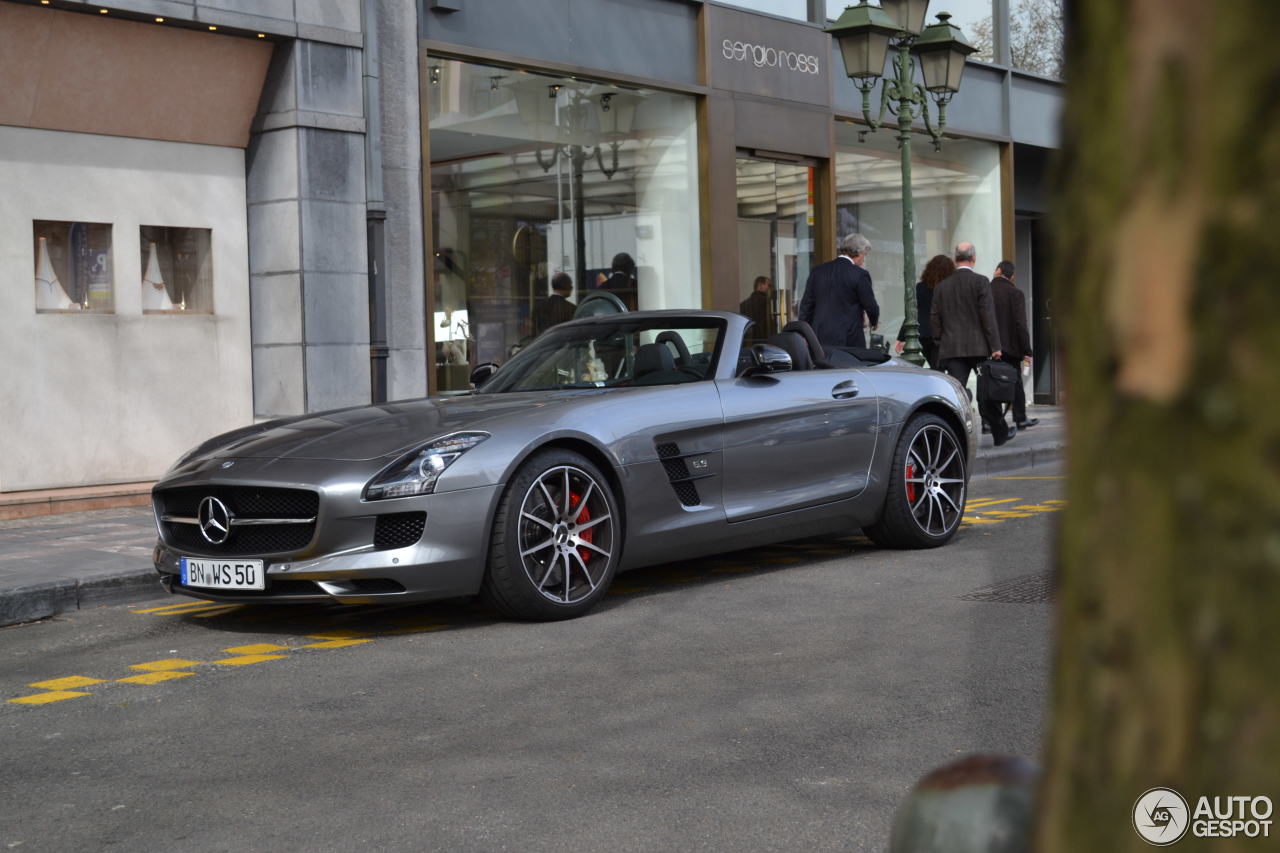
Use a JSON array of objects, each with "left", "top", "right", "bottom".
[{"left": 151, "top": 311, "right": 977, "bottom": 620}]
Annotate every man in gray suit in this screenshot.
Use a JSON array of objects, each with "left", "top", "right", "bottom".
[{"left": 931, "top": 242, "right": 1014, "bottom": 445}]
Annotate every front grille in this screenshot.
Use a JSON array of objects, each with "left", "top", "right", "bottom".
[
  {"left": 155, "top": 485, "right": 318, "bottom": 556},
  {"left": 374, "top": 512, "right": 426, "bottom": 549},
  {"left": 156, "top": 486, "right": 317, "bottom": 519},
  {"left": 165, "top": 520, "right": 315, "bottom": 556}
]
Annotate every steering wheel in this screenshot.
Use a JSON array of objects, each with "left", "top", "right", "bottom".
[{"left": 656, "top": 331, "right": 692, "bottom": 367}]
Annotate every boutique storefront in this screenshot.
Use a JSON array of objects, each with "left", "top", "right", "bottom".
[
  {"left": 426, "top": 58, "right": 703, "bottom": 391},
  {"left": 418, "top": 0, "right": 1038, "bottom": 395}
]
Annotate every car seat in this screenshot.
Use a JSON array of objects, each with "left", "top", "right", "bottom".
[{"left": 764, "top": 331, "right": 813, "bottom": 371}]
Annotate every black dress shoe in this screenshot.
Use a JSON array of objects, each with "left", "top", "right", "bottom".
[
  {"left": 994, "top": 423, "right": 1017, "bottom": 447},
  {"left": 1016, "top": 418, "right": 1039, "bottom": 428},
  {"left": 981, "top": 423, "right": 991, "bottom": 434}
]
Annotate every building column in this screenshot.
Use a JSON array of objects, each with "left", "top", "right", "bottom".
[{"left": 247, "top": 38, "right": 371, "bottom": 419}]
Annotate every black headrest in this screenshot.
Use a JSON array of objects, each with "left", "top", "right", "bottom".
[
  {"left": 635, "top": 342, "right": 675, "bottom": 377},
  {"left": 765, "top": 331, "right": 812, "bottom": 371},
  {"left": 781, "top": 320, "right": 831, "bottom": 368}
]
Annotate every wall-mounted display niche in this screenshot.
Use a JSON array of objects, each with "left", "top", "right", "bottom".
[
  {"left": 140, "top": 226, "right": 213, "bottom": 313},
  {"left": 33, "top": 221, "right": 114, "bottom": 313}
]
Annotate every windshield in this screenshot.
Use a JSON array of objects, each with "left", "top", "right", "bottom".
[{"left": 478, "top": 318, "right": 725, "bottom": 394}]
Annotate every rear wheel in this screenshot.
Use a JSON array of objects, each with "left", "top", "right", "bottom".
[
  {"left": 863, "top": 414, "right": 967, "bottom": 549},
  {"left": 482, "top": 449, "right": 620, "bottom": 620}
]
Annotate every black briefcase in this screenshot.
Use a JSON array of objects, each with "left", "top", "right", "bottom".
[{"left": 977, "top": 359, "right": 1019, "bottom": 404}]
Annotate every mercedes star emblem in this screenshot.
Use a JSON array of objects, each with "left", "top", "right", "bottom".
[{"left": 198, "top": 496, "right": 233, "bottom": 545}]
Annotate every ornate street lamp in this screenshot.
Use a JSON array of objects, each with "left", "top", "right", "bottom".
[{"left": 827, "top": 3, "right": 976, "bottom": 366}]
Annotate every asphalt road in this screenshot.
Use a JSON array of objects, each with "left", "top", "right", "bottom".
[{"left": 1, "top": 474, "right": 1062, "bottom": 852}]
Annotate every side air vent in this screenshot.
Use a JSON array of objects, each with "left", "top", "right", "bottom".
[{"left": 656, "top": 442, "right": 701, "bottom": 507}]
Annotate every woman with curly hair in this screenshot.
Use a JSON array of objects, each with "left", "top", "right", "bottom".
[{"left": 896, "top": 253, "right": 955, "bottom": 369}]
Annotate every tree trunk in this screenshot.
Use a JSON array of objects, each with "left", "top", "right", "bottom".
[{"left": 1037, "top": 0, "right": 1280, "bottom": 850}]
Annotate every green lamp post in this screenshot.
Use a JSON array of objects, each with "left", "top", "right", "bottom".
[{"left": 826, "top": 3, "right": 976, "bottom": 366}]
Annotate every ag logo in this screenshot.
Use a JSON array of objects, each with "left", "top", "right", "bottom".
[{"left": 1134, "top": 788, "right": 1190, "bottom": 845}]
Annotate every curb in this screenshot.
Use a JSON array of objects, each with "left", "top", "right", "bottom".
[
  {"left": 0, "top": 570, "right": 161, "bottom": 629},
  {"left": 972, "top": 442, "right": 1065, "bottom": 478}
]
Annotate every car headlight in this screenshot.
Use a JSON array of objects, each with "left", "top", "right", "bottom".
[{"left": 364, "top": 432, "right": 489, "bottom": 500}]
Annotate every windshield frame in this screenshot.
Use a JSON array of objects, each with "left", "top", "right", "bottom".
[{"left": 476, "top": 316, "right": 729, "bottom": 395}]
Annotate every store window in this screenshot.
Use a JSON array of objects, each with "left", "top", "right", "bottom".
[
  {"left": 33, "top": 220, "right": 113, "bottom": 312},
  {"left": 428, "top": 59, "right": 702, "bottom": 393},
  {"left": 140, "top": 226, "right": 213, "bottom": 313},
  {"left": 834, "top": 123, "right": 1001, "bottom": 345}
]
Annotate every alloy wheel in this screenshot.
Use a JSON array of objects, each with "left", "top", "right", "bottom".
[
  {"left": 517, "top": 465, "right": 614, "bottom": 605},
  {"left": 903, "top": 423, "right": 966, "bottom": 537}
]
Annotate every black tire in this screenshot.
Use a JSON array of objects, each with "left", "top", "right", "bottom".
[
  {"left": 863, "top": 413, "right": 967, "bottom": 549},
  {"left": 481, "top": 449, "right": 620, "bottom": 620}
]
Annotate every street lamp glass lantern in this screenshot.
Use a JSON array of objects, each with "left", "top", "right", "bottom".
[
  {"left": 825, "top": 2, "right": 901, "bottom": 80},
  {"left": 879, "top": 0, "right": 931, "bottom": 35},
  {"left": 912, "top": 12, "right": 978, "bottom": 93}
]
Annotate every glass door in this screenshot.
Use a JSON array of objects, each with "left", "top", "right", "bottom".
[{"left": 735, "top": 157, "right": 815, "bottom": 342}]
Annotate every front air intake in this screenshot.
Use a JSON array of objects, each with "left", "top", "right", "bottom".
[{"left": 374, "top": 512, "right": 426, "bottom": 549}]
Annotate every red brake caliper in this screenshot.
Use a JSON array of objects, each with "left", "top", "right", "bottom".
[
  {"left": 905, "top": 462, "right": 917, "bottom": 503},
  {"left": 570, "top": 491, "right": 593, "bottom": 563}
]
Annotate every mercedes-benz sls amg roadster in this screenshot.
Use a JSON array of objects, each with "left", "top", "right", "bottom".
[{"left": 151, "top": 311, "right": 977, "bottom": 620}]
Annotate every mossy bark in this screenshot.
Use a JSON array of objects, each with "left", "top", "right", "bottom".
[{"left": 1036, "top": 1, "right": 1280, "bottom": 850}]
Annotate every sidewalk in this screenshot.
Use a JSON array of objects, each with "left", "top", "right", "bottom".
[{"left": 0, "top": 406, "right": 1065, "bottom": 628}]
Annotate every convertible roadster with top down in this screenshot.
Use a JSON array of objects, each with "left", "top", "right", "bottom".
[{"left": 151, "top": 310, "right": 976, "bottom": 620}]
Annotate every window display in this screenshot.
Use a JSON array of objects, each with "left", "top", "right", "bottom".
[
  {"left": 32, "top": 221, "right": 113, "bottom": 312},
  {"left": 429, "top": 59, "right": 701, "bottom": 393},
  {"left": 139, "top": 226, "right": 213, "bottom": 313}
]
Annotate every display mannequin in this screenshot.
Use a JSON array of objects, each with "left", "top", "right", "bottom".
[
  {"left": 35, "top": 236, "right": 75, "bottom": 310},
  {"left": 142, "top": 241, "right": 176, "bottom": 311}
]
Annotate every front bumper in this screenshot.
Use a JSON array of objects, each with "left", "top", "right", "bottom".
[{"left": 153, "top": 483, "right": 504, "bottom": 605}]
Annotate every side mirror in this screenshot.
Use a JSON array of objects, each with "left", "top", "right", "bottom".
[
  {"left": 745, "top": 343, "right": 792, "bottom": 376},
  {"left": 469, "top": 362, "right": 500, "bottom": 387}
]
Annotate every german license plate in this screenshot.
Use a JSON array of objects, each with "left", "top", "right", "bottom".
[{"left": 180, "top": 557, "right": 265, "bottom": 591}]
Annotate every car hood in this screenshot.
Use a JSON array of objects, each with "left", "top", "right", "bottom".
[{"left": 199, "top": 392, "right": 584, "bottom": 463}]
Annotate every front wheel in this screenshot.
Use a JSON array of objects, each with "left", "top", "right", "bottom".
[
  {"left": 482, "top": 449, "right": 620, "bottom": 620},
  {"left": 864, "top": 414, "right": 967, "bottom": 549}
]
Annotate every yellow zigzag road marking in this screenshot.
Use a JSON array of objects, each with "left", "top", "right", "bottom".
[
  {"left": 991, "top": 475, "right": 1066, "bottom": 480},
  {"left": 30, "top": 676, "right": 104, "bottom": 690},
  {"left": 130, "top": 659, "right": 202, "bottom": 672},
  {"left": 119, "top": 671, "right": 193, "bottom": 685},
  {"left": 132, "top": 600, "right": 218, "bottom": 614}
]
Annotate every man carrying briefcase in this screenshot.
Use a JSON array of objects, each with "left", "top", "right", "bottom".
[{"left": 931, "top": 242, "right": 1015, "bottom": 446}]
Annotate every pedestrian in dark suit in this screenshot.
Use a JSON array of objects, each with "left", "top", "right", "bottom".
[
  {"left": 532, "top": 272, "right": 576, "bottom": 336},
  {"left": 799, "top": 233, "right": 880, "bottom": 349},
  {"left": 739, "top": 275, "right": 773, "bottom": 342},
  {"left": 600, "top": 251, "right": 638, "bottom": 311},
  {"left": 931, "top": 242, "right": 1013, "bottom": 446},
  {"left": 895, "top": 253, "right": 955, "bottom": 368},
  {"left": 990, "top": 260, "right": 1036, "bottom": 428}
]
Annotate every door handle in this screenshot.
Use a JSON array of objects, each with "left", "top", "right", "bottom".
[{"left": 831, "top": 381, "right": 858, "bottom": 400}]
